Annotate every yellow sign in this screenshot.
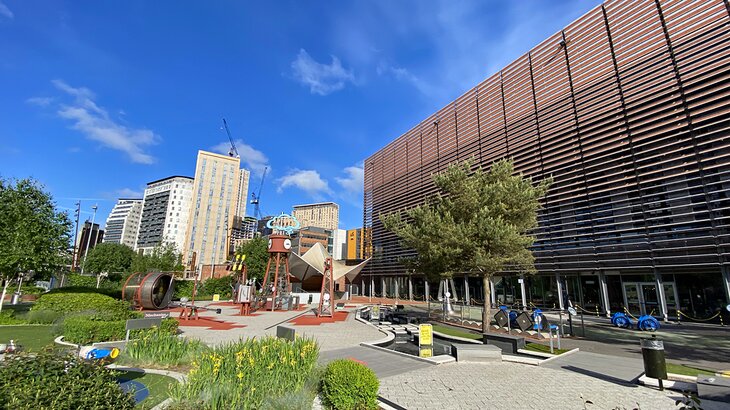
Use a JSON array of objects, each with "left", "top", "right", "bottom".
[
  {"left": 419, "top": 324, "right": 433, "bottom": 346},
  {"left": 212, "top": 294, "right": 220, "bottom": 302},
  {"left": 419, "top": 347, "right": 433, "bottom": 358}
]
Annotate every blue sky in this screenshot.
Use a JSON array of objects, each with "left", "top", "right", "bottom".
[{"left": 0, "top": 0, "right": 595, "bottom": 230}]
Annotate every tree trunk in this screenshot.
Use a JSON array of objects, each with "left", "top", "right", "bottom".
[
  {"left": 0, "top": 279, "right": 10, "bottom": 313},
  {"left": 482, "top": 275, "right": 491, "bottom": 333}
]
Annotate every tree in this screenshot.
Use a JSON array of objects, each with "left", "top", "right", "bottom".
[
  {"left": 235, "top": 237, "right": 268, "bottom": 281},
  {"left": 0, "top": 178, "right": 72, "bottom": 311},
  {"left": 130, "top": 242, "right": 184, "bottom": 273},
  {"left": 81, "top": 243, "right": 135, "bottom": 276},
  {"left": 381, "top": 159, "right": 550, "bottom": 333}
]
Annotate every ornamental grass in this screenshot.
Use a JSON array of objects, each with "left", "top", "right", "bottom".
[
  {"left": 121, "top": 329, "right": 206, "bottom": 369},
  {"left": 169, "top": 336, "right": 319, "bottom": 410}
]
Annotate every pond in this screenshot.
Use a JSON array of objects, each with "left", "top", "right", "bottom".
[{"left": 381, "top": 330, "right": 453, "bottom": 358}]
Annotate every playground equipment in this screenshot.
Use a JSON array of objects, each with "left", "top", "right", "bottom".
[
  {"left": 79, "top": 346, "right": 120, "bottom": 362},
  {"left": 122, "top": 272, "right": 175, "bottom": 310},
  {"left": 317, "top": 257, "right": 335, "bottom": 317},
  {"left": 611, "top": 312, "right": 660, "bottom": 331}
]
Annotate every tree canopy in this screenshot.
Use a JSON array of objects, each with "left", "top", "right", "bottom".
[
  {"left": 0, "top": 178, "right": 72, "bottom": 278},
  {"left": 82, "top": 243, "right": 135, "bottom": 275},
  {"left": 235, "top": 237, "right": 268, "bottom": 280},
  {"left": 381, "top": 159, "right": 550, "bottom": 332},
  {"left": 130, "top": 242, "right": 184, "bottom": 273}
]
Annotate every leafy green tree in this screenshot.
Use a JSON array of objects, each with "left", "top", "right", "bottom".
[
  {"left": 382, "top": 159, "right": 550, "bottom": 333},
  {"left": 81, "top": 243, "right": 135, "bottom": 275},
  {"left": 0, "top": 178, "right": 72, "bottom": 311},
  {"left": 130, "top": 242, "right": 183, "bottom": 273},
  {"left": 235, "top": 237, "right": 268, "bottom": 280}
]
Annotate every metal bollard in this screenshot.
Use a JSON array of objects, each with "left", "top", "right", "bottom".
[{"left": 549, "top": 325, "right": 554, "bottom": 354}]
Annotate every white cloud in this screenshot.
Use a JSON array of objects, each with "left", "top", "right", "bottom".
[
  {"left": 51, "top": 79, "right": 159, "bottom": 164},
  {"left": 277, "top": 169, "right": 331, "bottom": 199},
  {"left": 376, "top": 62, "right": 434, "bottom": 96},
  {"left": 210, "top": 139, "right": 269, "bottom": 176},
  {"left": 0, "top": 1, "right": 13, "bottom": 19},
  {"left": 26, "top": 97, "right": 53, "bottom": 107},
  {"left": 290, "top": 49, "right": 355, "bottom": 95},
  {"left": 335, "top": 164, "right": 364, "bottom": 194},
  {"left": 116, "top": 188, "right": 143, "bottom": 198}
]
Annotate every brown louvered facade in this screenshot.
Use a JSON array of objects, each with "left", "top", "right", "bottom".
[{"left": 363, "top": 0, "right": 730, "bottom": 320}]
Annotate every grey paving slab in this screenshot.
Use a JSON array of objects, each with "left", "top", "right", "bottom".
[
  {"left": 542, "top": 351, "right": 645, "bottom": 384},
  {"left": 319, "top": 346, "right": 432, "bottom": 378}
]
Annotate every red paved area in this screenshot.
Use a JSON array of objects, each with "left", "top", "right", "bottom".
[
  {"left": 288, "top": 311, "right": 349, "bottom": 326},
  {"left": 208, "top": 301, "right": 238, "bottom": 307}
]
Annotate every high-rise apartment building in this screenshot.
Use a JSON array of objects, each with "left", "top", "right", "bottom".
[
  {"left": 365, "top": 0, "right": 730, "bottom": 321},
  {"left": 74, "top": 221, "right": 104, "bottom": 269},
  {"left": 236, "top": 169, "right": 250, "bottom": 219},
  {"left": 103, "top": 199, "right": 143, "bottom": 248},
  {"left": 292, "top": 202, "right": 339, "bottom": 231},
  {"left": 183, "top": 150, "right": 243, "bottom": 267},
  {"left": 136, "top": 176, "right": 194, "bottom": 254}
]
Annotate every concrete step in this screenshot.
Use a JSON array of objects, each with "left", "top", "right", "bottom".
[{"left": 450, "top": 343, "right": 502, "bottom": 363}]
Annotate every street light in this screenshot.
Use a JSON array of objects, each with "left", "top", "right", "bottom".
[{"left": 80, "top": 204, "right": 98, "bottom": 274}]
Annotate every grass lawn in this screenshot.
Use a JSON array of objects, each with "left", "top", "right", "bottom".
[
  {"left": 0, "top": 325, "right": 56, "bottom": 351},
  {"left": 524, "top": 342, "right": 570, "bottom": 355},
  {"left": 666, "top": 363, "right": 715, "bottom": 377},
  {"left": 432, "top": 324, "right": 483, "bottom": 340},
  {"left": 117, "top": 370, "right": 177, "bottom": 410}
]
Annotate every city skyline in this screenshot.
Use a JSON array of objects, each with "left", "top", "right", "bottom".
[{"left": 0, "top": 0, "right": 597, "bottom": 231}]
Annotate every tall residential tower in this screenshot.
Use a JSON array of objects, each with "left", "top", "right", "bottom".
[
  {"left": 136, "top": 176, "right": 194, "bottom": 254},
  {"left": 102, "top": 198, "right": 143, "bottom": 248}
]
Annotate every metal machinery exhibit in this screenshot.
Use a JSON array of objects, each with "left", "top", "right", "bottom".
[
  {"left": 255, "top": 213, "right": 300, "bottom": 311},
  {"left": 122, "top": 271, "right": 175, "bottom": 310}
]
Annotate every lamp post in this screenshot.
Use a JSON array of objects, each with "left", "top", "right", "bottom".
[{"left": 80, "top": 204, "right": 98, "bottom": 274}]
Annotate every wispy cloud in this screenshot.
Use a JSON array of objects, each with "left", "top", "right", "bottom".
[
  {"left": 290, "top": 49, "right": 355, "bottom": 95},
  {"left": 116, "top": 187, "right": 143, "bottom": 198},
  {"left": 335, "top": 164, "right": 364, "bottom": 195},
  {"left": 376, "top": 62, "right": 433, "bottom": 96},
  {"left": 210, "top": 139, "right": 269, "bottom": 176},
  {"left": 49, "top": 79, "right": 159, "bottom": 164},
  {"left": 26, "top": 96, "right": 54, "bottom": 107},
  {"left": 277, "top": 169, "right": 331, "bottom": 199},
  {"left": 0, "top": 1, "right": 13, "bottom": 19}
]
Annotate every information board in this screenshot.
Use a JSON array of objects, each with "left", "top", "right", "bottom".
[{"left": 419, "top": 323, "right": 433, "bottom": 346}]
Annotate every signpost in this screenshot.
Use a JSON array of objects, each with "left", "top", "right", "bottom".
[
  {"left": 125, "top": 317, "right": 162, "bottom": 342},
  {"left": 371, "top": 305, "right": 381, "bottom": 322},
  {"left": 419, "top": 323, "right": 433, "bottom": 346}
]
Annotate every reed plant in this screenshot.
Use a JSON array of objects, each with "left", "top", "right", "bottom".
[
  {"left": 121, "top": 329, "right": 207, "bottom": 369},
  {"left": 169, "top": 336, "right": 319, "bottom": 410}
]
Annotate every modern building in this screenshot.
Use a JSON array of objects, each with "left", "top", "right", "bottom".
[
  {"left": 346, "top": 228, "right": 372, "bottom": 262},
  {"left": 364, "top": 0, "right": 730, "bottom": 321},
  {"left": 291, "top": 226, "right": 332, "bottom": 255},
  {"left": 332, "top": 229, "right": 347, "bottom": 260},
  {"left": 236, "top": 169, "right": 251, "bottom": 220},
  {"left": 183, "top": 150, "right": 243, "bottom": 267},
  {"left": 102, "top": 199, "right": 143, "bottom": 248},
  {"left": 74, "top": 221, "right": 104, "bottom": 269},
  {"left": 293, "top": 202, "right": 339, "bottom": 231},
  {"left": 136, "top": 176, "right": 194, "bottom": 254}
]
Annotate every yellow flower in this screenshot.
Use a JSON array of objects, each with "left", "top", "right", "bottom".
[{"left": 237, "top": 371, "right": 244, "bottom": 380}]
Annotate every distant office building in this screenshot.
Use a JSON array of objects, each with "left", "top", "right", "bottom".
[
  {"left": 332, "top": 229, "right": 346, "bottom": 260},
  {"left": 236, "top": 169, "right": 250, "bottom": 220},
  {"left": 292, "top": 202, "right": 339, "bottom": 231},
  {"left": 74, "top": 221, "right": 104, "bottom": 269},
  {"left": 346, "top": 227, "right": 373, "bottom": 262},
  {"left": 184, "top": 150, "right": 243, "bottom": 267},
  {"left": 257, "top": 215, "right": 274, "bottom": 237},
  {"left": 136, "top": 176, "right": 194, "bottom": 254},
  {"left": 291, "top": 226, "right": 332, "bottom": 255},
  {"left": 103, "top": 199, "right": 143, "bottom": 248}
]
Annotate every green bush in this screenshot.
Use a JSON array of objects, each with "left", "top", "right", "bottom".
[
  {"left": 321, "top": 359, "right": 379, "bottom": 410},
  {"left": 201, "top": 277, "right": 234, "bottom": 299},
  {"left": 0, "top": 351, "right": 135, "bottom": 409},
  {"left": 22, "top": 309, "right": 63, "bottom": 324},
  {"left": 33, "top": 292, "right": 131, "bottom": 320},
  {"left": 0, "top": 311, "right": 24, "bottom": 325},
  {"left": 174, "top": 280, "right": 195, "bottom": 299},
  {"left": 170, "top": 337, "right": 320, "bottom": 409},
  {"left": 63, "top": 315, "right": 127, "bottom": 344},
  {"left": 48, "top": 285, "right": 123, "bottom": 299}
]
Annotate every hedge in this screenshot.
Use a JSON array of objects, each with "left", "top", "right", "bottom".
[
  {"left": 321, "top": 359, "right": 379, "bottom": 410},
  {"left": 47, "top": 285, "right": 123, "bottom": 300},
  {"left": 33, "top": 292, "right": 131, "bottom": 320},
  {"left": 63, "top": 315, "right": 179, "bottom": 345}
]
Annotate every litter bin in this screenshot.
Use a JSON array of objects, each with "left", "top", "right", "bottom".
[
  {"left": 641, "top": 334, "right": 667, "bottom": 390},
  {"left": 10, "top": 293, "right": 21, "bottom": 305}
]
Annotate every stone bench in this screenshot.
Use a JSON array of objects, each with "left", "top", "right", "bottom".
[
  {"left": 482, "top": 333, "right": 526, "bottom": 354},
  {"left": 698, "top": 376, "right": 730, "bottom": 403},
  {"left": 450, "top": 343, "right": 502, "bottom": 363}
]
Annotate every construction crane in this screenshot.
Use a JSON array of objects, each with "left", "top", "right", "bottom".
[
  {"left": 222, "top": 118, "right": 239, "bottom": 158},
  {"left": 250, "top": 166, "right": 267, "bottom": 220}
]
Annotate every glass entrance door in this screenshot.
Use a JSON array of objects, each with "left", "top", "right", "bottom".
[
  {"left": 641, "top": 283, "right": 660, "bottom": 316},
  {"left": 623, "top": 283, "right": 643, "bottom": 315},
  {"left": 623, "top": 281, "right": 679, "bottom": 317}
]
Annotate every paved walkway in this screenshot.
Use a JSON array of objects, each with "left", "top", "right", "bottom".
[
  {"left": 378, "top": 362, "right": 717, "bottom": 410},
  {"left": 319, "top": 346, "right": 432, "bottom": 378},
  {"left": 542, "top": 351, "right": 645, "bottom": 384}
]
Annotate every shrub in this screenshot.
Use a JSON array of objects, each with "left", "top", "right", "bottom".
[
  {"left": 201, "top": 277, "right": 234, "bottom": 299},
  {"left": 321, "top": 359, "right": 379, "bottom": 410},
  {"left": 0, "top": 311, "right": 24, "bottom": 325},
  {"left": 63, "top": 315, "right": 127, "bottom": 344},
  {"left": 48, "top": 285, "right": 123, "bottom": 299},
  {"left": 33, "top": 292, "right": 131, "bottom": 320},
  {"left": 0, "top": 351, "right": 135, "bottom": 409},
  {"left": 170, "top": 337, "right": 320, "bottom": 409},
  {"left": 121, "top": 329, "right": 206, "bottom": 368},
  {"left": 174, "top": 280, "right": 195, "bottom": 299},
  {"left": 23, "top": 309, "right": 63, "bottom": 324}
]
